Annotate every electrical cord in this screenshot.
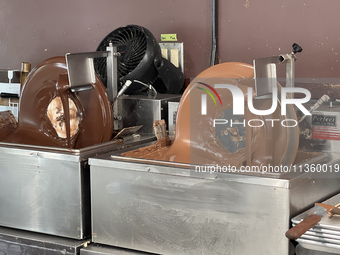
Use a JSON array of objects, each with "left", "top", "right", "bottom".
[{"left": 133, "top": 80, "right": 158, "bottom": 96}]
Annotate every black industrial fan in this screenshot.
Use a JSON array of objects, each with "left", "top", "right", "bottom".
[{"left": 94, "top": 25, "right": 184, "bottom": 94}]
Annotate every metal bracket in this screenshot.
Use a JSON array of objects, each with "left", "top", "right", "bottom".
[
  {"left": 278, "top": 53, "right": 297, "bottom": 98},
  {"left": 65, "top": 46, "right": 118, "bottom": 101},
  {"left": 253, "top": 56, "right": 279, "bottom": 98},
  {"left": 65, "top": 45, "right": 122, "bottom": 129},
  {"left": 253, "top": 44, "right": 302, "bottom": 99}
]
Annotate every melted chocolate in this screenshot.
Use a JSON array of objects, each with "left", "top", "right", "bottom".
[
  {"left": 122, "top": 62, "right": 300, "bottom": 167},
  {"left": 2, "top": 57, "right": 113, "bottom": 148}
]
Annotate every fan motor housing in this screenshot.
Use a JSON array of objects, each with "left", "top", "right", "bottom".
[{"left": 95, "top": 25, "right": 184, "bottom": 94}]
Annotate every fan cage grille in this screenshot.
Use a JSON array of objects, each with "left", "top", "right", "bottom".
[{"left": 94, "top": 26, "right": 147, "bottom": 86}]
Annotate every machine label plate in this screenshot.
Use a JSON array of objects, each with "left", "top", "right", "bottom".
[
  {"left": 312, "top": 114, "right": 336, "bottom": 127},
  {"left": 312, "top": 114, "right": 340, "bottom": 140}
]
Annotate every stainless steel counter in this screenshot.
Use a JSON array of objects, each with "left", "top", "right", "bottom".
[
  {"left": 0, "top": 136, "right": 155, "bottom": 240},
  {"left": 89, "top": 150, "right": 340, "bottom": 255}
]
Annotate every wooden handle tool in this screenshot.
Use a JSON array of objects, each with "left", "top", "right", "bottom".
[{"left": 285, "top": 214, "right": 321, "bottom": 240}]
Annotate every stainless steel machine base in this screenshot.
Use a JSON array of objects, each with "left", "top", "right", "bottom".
[
  {"left": 0, "top": 226, "right": 89, "bottom": 255},
  {"left": 0, "top": 137, "right": 155, "bottom": 240},
  {"left": 89, "top": 149, "right": 340, "bottom": 255},
  {"left": 117, "top": 94, "right": 181, "bottom": 135}
]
